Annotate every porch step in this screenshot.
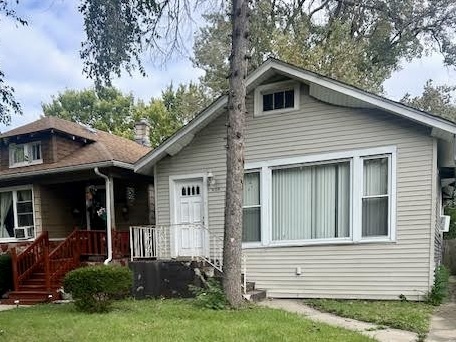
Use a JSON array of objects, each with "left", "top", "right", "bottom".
[
  {"left": 243, "top": 289, "right": 267, "bottom": 302},
  {"left": 4, "top": 290, "right": 58, "bottom": 305}
]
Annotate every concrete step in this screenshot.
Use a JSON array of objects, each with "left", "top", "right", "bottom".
[
  {"left": 244, "top": 281, "right": 255, "bottom": 292},
  {"left": 243, "top": 289, "right": 267, "bottom": 302}
]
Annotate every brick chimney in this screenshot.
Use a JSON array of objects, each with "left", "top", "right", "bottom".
[{"left": 134, "top": 119, "right": 151, "bottom": 147}]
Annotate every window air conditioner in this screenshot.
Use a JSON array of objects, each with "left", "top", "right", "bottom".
[
  {"left": 14, "top": 227, "right": 34, "bottom": 239},
  {"left": 439, "top": 215, "right": 451, "bottom": 233}
]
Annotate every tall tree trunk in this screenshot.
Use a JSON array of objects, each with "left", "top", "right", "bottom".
[{"left": 223, "top": 0, "right": 250, "bottom": 308}]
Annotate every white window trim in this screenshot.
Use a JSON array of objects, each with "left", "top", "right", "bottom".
[
  {"left": 9, "top": 141, "right": 43, "bottom": 168},
  {"left": 242, "top": 146, "right": 397, "bottom": 249},
  {"left": 254, "top": 80, "right": 300, "bottom": 117},
  {"left": 359, "top": 154, "right": 394, "bottom": 242},
  {"left": 0, "top": 185, "right": 36, "bottom": 243},
  {"left": 242, "top": 169, "right": 262, "bottom": 248}
]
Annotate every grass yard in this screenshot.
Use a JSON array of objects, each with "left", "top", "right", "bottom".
[
  {"left": 305, "top": 299, "right": 435, "bottom": 334},
  {"left": 0, "top": 299, "right": 374, "bottom": 342}
]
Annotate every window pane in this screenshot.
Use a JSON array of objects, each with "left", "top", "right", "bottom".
[
  {"left": 362, "top": 197, "right": 388, "bottom": 237},
  {"left": 284, "top": 90, "right": 294, "bottom": 108},
  {"left": 18, "top": 214, "right": 34, "bottom": 227},
  {"left": 272, "top": 162, "right": 350, "bottom": 241},
  {"left": 17, "top": 190, "right": 32, "bottom": 202},
  {"left": 244, "top": 172, "right": 260, "bottom": 206},
  {"left": 32, "top": 144, "right": 41, "bottom": 160},
  {"left": 0, "top": 192, "right": 14, "bottom": 238},
  {"left": 274, "top": 91, "right": 285, "bottom": 109},
  {"left": 243, "top": 172, "right": 261, "bottom": 242},
  {"left": 16, "top": 202, "right": 33, "bottom": 214},
  {"left": 363, "top": 157, "right": 388, "bottom": 196},
  {"left": 243, "top": 207, "right": 261, "bottom": 242},
  {"left": 12, "top": 146, "right": 25, "bottom": 164},
  {"left": 263, "top": 94, "right": 273, "bottom": 111}
]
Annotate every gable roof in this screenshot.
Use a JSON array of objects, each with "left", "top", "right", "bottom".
[
  {"left": 135, "top": 58, "right": 456, "bottom": 173},
  {"left": 0, "top": 116, "right": 151, "bottom": 179}
]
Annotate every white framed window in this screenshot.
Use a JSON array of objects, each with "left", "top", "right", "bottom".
[
  {"left": 361, "top": 156, "right": 390, "bottom": 239},
  {"left": 242, "top": 146, "right": 396, "bottom": 248},
  {"left": 254, "top": 80, "right": 300, "bottom": 116},
  {"left": 242, "top": 171, "right": 261, "bottom": 243},
  {"left": 0, "top": 187, "right": 35, "bottom": 241},
  {"left": 9, "top": 142, "right": 42, "bottom": 168},
  {"left": 271, "top": 161, "right": 351, "bottom": 242}
]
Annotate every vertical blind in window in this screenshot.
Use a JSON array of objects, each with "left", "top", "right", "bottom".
[
  {"left": 272, "top": 162, "right": 350, "bottom": 241},
  {"left": 243, "top": 172, "right": 261, "bottom": 242},
  {"left": 362, "top": 157, "right": 389, "bottom": 237}
]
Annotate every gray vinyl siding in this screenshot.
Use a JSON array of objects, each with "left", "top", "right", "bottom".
[{"left": 156, "top": 83, "right": 436, "bottom": 300}]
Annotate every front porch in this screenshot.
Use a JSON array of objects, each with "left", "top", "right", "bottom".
[{"left": 4, "top": 229, "right": 129, "bottom": 304}]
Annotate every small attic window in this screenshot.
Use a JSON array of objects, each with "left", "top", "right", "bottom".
[
  {"left": 254, "top": 80, "right": 300, "bottom": 116},
  {"left": 9, "top": 142, "right": 43, "bottom": 168}
]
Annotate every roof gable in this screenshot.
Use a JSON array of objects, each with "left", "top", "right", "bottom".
[{"left": 135, "top": 58, "right": 456, "bottom": 173}]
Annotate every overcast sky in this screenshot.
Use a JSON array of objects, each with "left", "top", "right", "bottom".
[{"left": 1, "top": 1, "right": 455, "bottom": 132}]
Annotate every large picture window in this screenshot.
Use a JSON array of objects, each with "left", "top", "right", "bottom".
[
  {"left": 272, "top": 162, "right": 350, "bottom": 241},
  {"left": 0, "top": 188, "right": 35, "bottom": 240},
  {"left": 242, "top": 147, "right": 396, "bottom": 247}
]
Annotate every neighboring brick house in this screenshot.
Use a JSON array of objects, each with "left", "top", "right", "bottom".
[{"left": 0, "top": 116, "right": 153, "bottom": 251}]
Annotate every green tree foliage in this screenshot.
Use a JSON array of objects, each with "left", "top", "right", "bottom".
[
  {"left": 401, "top": 80, "right": 456, "bottom": 122},
  {"left": 42, "top": 83, "right": 208, "bottom": 147},
  {"left": 193, "top": 0, "right": 456, "bottom": 95},
  {"left": 42, "top": 87, "right": 136, "bottom": 139},
  {"left": 135, "top": 82, "right": 209, "bottom": 147},
  {"left": 0, "top": 0, "right": 27, "bottom": 123}
]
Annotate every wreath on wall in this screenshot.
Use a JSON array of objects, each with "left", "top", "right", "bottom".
[{"left": 85, "top": 185, "right": 107, "bottom": 222}]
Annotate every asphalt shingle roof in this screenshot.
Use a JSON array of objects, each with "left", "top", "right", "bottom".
[{"left": 0, "top": 117, "right": 151, "bottom": 176}]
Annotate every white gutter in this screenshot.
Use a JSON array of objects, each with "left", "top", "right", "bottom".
[
  {"left": 0, "top": 160, "right": 135, "bottom": 181},
  {"left": 94, "top": 167, "right": 113, "bottom": 265}
]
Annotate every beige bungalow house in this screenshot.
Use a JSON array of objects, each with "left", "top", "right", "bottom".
[{"left": 133, "top": 59, "right": 454, "bottom": 300}]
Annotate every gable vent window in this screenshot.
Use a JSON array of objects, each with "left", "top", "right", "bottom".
[
  {"left": 263, "top": 90, "right": 294, "bottom": 112},
  {"left": 254, "top": 81, "right": 300, "bottom": 116},
  {"left": 9, "top": 142, "right": 43, "bottom": 168}
]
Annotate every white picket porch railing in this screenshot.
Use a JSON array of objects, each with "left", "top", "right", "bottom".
[
  {"left": 129, "top": 224, "right": 224, "bottom": 273},
  {"left": 129, "top": 225, "right": 169, "bottom": 261}
]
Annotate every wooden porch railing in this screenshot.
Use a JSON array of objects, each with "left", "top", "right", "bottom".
[
  {"left": 11, "top": 229, "right": 131, "bottom": 292},
  {"left": 11, "top": 231, "right": 49, "bottom": 291},
  {"left": 48, "top": 229, "right": 81, "bottom": 289},
  {"left": 78, "top": 230, "right": 107, "bottom": 256},
  {"left": 113, "top": 230, "right": 130, "bottom": 258}
]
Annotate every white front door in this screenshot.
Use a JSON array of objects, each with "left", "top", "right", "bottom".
[{"left": 174, "top": 179, "right": 205, "bottom": 257}]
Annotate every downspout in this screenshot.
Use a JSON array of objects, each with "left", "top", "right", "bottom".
[{"left": 94, "top": 167, "right": 113, "bottom": 265}]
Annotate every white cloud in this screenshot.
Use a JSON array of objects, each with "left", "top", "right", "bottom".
[
  {"left": 384, "top": 55, "right": 456, "bottom": 101},
  {"left": 0, "top": 1, "right": 204, "bottom": 132}
]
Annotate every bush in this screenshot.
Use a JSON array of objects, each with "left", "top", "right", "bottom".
[
  {"left": 63, "top": 264, "right": 132, "bottom": 313},
  {"left": 0, "top": 254, "right": 13, "bottom": 296},
  {"left": 427, "top": 265, "right": 450, "bottom": 305},
  {"left": 189, "top": 278, "right": 227, "bottom": 310}
]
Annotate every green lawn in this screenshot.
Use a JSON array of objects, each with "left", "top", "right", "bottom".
[
  {"left": 305, "top": 299, "right": 435, "bottom": 334},
  {"left": 0, "top": 299, "right": 374, "bottom": 342}
]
